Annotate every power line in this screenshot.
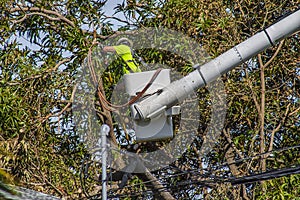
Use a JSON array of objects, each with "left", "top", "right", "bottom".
[
  {"left": 108, "top": 165, "right": 300, "bottom": 199},
  {"left": 229, "top": 165, "right": 300, "bottom": 185},
  {"left": 106, "top": 144, "right": 300, "bottom": 193},
  {"left": 80, "top": 144, "right": 300, "bottom": 199}
]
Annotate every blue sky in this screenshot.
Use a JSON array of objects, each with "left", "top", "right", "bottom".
[
  {"left": 6, "top": 1, "right": 126, "bottom": 49},
  {"left": 103, "top": 0, "right": 127, "bottom": 29}
]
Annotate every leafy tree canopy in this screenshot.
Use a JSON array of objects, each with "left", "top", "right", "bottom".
[{"left": 0, "top": 0, "right": 299, "bottom": 199}]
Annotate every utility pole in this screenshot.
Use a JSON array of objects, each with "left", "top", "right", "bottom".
[{"left": 101, "top": 124, "right": 110, "bottom": 200}]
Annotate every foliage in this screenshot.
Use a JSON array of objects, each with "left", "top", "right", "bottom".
[
  {"left": 255, "top": 175, "right": 300, "bottom": 200},
  {"left": 0, "top": 0, "right": 299, "bottom": 199},
  {"left": 117, "top": 0, "right": 300, "bottom": 199},
  {"left": 0, "top": 0, "right": 110, "bottom": 198}
]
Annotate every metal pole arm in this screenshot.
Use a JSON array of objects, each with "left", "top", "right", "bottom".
[
  {"left": 133, "top": 9, "right": 300, "bottom": 120},
  {"left": 101, "top": 124, "right": 110, "bottom": 200}
]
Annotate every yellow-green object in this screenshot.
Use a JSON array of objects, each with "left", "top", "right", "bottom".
[{"left": 113, "top": 45, "right": 141, "bottom": 74}]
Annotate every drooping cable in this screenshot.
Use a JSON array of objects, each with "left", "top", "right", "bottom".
[
  {"left": 103, "top": 144, "right": 300, "bottom": 198},
  {"left": 87, "top": 42, "right": 163, "bottom": 111}
]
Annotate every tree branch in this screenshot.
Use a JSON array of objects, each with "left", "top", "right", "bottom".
[
  {"left": 144, "top": 169, "right": 176, "bottom": 200},
  {"left": 9, "top": 5, "right": 139, "bottom": 47},
  {"left": 40, "top": 83, "right": 78, "bottom": 123},
  {"left": 268, "top": 103, "right": 290, "bottom": 152},
  {"left": 30, "top": 162, "right": 65, "bottom": 196},
  {"left": 288, "top": 106, "right": 300, "bottom": 116},
  {"left": 263, "top": 40, "right": 285, "bottom": 68},
  {"left": 258, "top": 53, "right": 266, "bottom": 172},
  {"left": 6, "top": 58, "right": 71, "bottom": 86},
  {"left": 246, "top": 70, "right": 261, "bottom": 116},
  {"left": 257, "top": 39, "right": 285, "bottom": 172},
  {"left": 10, "top": 6, "right": 75, "bottom": 27},
  {"left": 223, "top": 129, "right": 244, "bottom": 159}
]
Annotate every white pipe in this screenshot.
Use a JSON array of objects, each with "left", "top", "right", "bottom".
[
  {"left": 134, "top": 9, "right": 300, "bottom": 120},
  {"left": 101, "top": 124, "right": 110, "bottom": 200}
]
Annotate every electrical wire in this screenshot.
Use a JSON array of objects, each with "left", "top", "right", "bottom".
[
  {"left": 80, "top": 144, "right": 300, "bottom": 199},
  {"left": 105, "top": 144, "right": 300, "bottom": 194},
  {"left": 229, "top": 165, "right": 300, "bottom": 185},
  {"left": 107, "top": 165, "right": 300, "bottom": 199},
  {"left": 87, "top": 42, "right": 163, "bottom": 111},
  {"left": 84, "top": 41, "right": 300, "bottom": 197},
  {"left": 76, "top": 142, "right": 300, "bottom": 199}
]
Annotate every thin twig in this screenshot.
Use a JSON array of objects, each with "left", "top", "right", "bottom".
[
  {"left": 40, "top": 83, "right": 78, "bottom": 122},
  {"left": 263, "top": 40, "right": 285, "bottom": 68},
  {"left": 223, "top": 129, "right": 244, "bottom": 159},
  {"left": 268, "top": 103, "right": 290, "bottom": 152}
]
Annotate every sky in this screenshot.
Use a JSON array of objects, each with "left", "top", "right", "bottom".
[
  {"left": 0, "top": 0, "right": 128, "bottom": 72},
  {"left": 6, "top": 0, "right": 126, "bottom": 50},
  {"left": 102, "top": 0, "right": 127, "bottom": 30}
]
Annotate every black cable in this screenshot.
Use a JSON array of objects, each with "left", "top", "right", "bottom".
[
  {"left": 107, "top": 144, "right": 300, "bottom": 193},
  {"left": 81, "top": 144, "right": 300, "bottom": 199},
  {"left": 108, "top": 165, "right": 300, "bottom": 199},
  {"left": 229, "top": 165, "right": 300, "bottom": 185}
]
